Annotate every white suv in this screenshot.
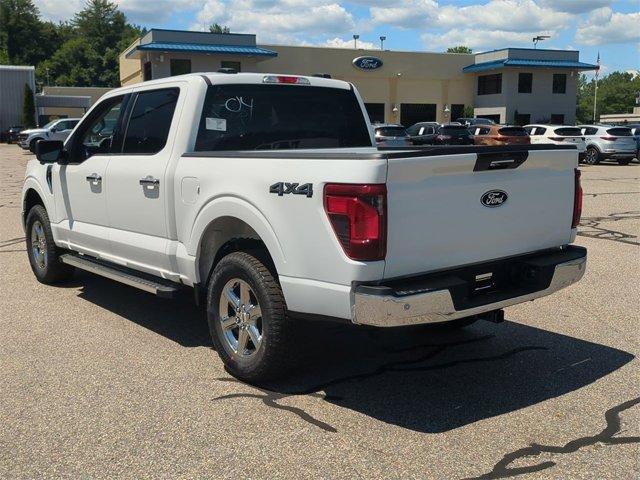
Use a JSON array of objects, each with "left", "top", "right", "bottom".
[
  {"left": 578, "top": 125, "right": 636, "bottom": 165},
  {"left": 524, "top": 125, "right": 586, "bottom": 160},
  {"left": 17, "top": 118, "right": 81, "bottom": 152}
]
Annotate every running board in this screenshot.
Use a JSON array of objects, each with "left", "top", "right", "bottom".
[{"left": 59, "top": 253, "right": 180, "bottom": 298}]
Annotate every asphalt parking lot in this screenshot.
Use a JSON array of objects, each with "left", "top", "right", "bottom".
[{"left": 0, "top": 143, "right": 638, "bottom": 479}]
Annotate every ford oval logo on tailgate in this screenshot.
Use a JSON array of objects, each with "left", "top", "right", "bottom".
[{"left": 481, "top": 190, "right": 508, "bottom": 207}]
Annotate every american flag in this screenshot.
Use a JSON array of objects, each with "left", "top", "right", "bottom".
[{"left": 595, "top": 52, "right": 600, "bottom": 80}]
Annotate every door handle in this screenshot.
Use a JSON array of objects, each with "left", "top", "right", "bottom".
[
  {"left": 139, "top": 176, "right": 159, "bottom": 187},
  {"left": 86, "top": 173, "right": 102, "bottom": 182}
]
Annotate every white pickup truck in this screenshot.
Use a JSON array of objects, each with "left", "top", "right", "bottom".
[{"left": 22, "top": 73, "right": 586, "bottom": 381}]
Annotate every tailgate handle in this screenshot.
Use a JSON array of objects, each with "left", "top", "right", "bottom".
[{"left": 474, "top": 151, "right": 528, "bottom": 172}]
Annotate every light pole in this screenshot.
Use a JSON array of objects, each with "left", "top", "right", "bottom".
[
  {"left": 353, "top": 34, "right": 359, "bottom": 49},
  {"left": 380, "top": 36, "right": 386, "bottom": 50}
]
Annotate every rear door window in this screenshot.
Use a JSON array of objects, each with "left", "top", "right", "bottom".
[
  {"left": 606, "top": 128, "right": 632, "bottom": 136},
  {"left": 122, "top": 88, "right": 179, "bottom": 154},
  {"left": 499, "top": 127, "right": 527, "bottom": 136},
  {"left": 195, "top": 84, "right": 371, "bottom": 151}
]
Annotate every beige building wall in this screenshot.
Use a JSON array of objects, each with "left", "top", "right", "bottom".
[{"left": 120, "top": 39, "right": 143, "bottom": 86}]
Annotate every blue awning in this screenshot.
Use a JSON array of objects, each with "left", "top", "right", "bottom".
[
  {"left": 130, "top": 42, "right": 278, "bottom": 57},
  {"left": 463, "top": 58, "right": 598, "bottom": 73}
]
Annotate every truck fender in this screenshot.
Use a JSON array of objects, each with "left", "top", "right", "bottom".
[
  {"left": 21, "top": 176, "right": 52, "bottom": 230},
  {"left": 188, "top": 196, "right": 286, "bottom": 279}
]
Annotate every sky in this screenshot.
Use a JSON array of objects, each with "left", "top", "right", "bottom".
[{"left": 34, "top": 0, "right": 639, "bottom": 75}]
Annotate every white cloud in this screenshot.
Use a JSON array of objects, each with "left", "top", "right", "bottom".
[
  {"left": 193, "top": 0, "right": 355, "bottom": 43},
  {"left": 421, "top": 28, "right": 538, "bottom": 51},
  {"left": 575, "top": 7, "right": 640, "bottom": 45},
  {"left": 369, "top": 0, "right": 438, "bottom": 29},
  {"left": 324, "top": 37, "right": 376, "bottom": 49},
  {"left": 34, "top": 0, "right": 83, "bottom": 22},
  {"left": 538, "top": 0, "right": 612, "bottom": 14}
]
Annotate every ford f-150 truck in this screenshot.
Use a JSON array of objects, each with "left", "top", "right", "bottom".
[{"left": 22, "top": 73, "right": 586, "bottom": 381}]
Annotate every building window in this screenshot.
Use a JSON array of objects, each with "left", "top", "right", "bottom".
[
  {"left": 553, "top": 74, "right": 567, "bottom": 94},
  {"left": 550, "top": 114, "right": 565, "bottom": 124},
  {"left": 514, "top": 112, "right": 531, "bottom": 125},
  {"left": 170, "top": 59, "right": 191, "bottom": 76},
  {"left": 221, "top": 61, "right": 241, "bottom": 72},
  {"left": 365, "top": 103, "right": 385, "bottom": 123},
  {"left": 477, "top": 74, "right": 502, "bottom": 95},
  {"left": 518, "top": 73, "right": 532, "bottom": 93},
  {"left": 143, "top": 61, "right": 152, "bottom": 81},
  {"left": 451, "top": 104, "right": 465, "bottom": 121},
  {"left": 400, "top": 103, "right": 437, "bottom": 126}
]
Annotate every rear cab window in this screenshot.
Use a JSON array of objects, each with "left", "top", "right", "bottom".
[{"left": 194, "top": 84, "right": 371, "bottom": 151}]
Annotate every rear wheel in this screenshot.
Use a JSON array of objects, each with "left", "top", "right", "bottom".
[
  {"left": 25, "top": 205, "right": 75, "bottom": 284},
  {"left": 584, "top": 147, "right": 600, "bottom": 165},
  {"left": 207, "top": 251, "right": 294, "bottom": 382}
]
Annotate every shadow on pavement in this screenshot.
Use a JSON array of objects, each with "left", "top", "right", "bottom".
[{"left": 74, "top": 270, "right": 634, "bottom": 434}]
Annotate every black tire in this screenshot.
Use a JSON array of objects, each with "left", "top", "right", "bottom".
[
  {"left": 25, "top": 205, "right": 75, "bottom": 284},
  {"left": 584, "top": 146, "right": 600, "bottom": 165},
  {"left": 29, "top": 137, "right": 42, "bottom": 153},
  {"left": 617, "top": 158, "right": 631, "bottom": 166},
  {"left": 207, "top": 251, "right": 294, "bottom": 382}
]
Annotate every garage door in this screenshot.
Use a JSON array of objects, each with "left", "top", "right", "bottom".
[{"left": 401, "top": 104, "right": 436, "bottom": 127}]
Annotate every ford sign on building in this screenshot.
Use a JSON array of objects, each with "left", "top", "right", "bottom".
[{"left": 352, "top": 56, "right": 383, "bottom": 71}]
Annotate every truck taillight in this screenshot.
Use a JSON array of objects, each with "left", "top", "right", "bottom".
[
  {"left": 324, "top": 184, "right": 387, "bottom": 261},
  {"left": 572, "top": 169, "right": 583, "bottom": 229}
]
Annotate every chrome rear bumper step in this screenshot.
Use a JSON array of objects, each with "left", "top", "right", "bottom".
[{"left": 59, "top": 253, "right": 180, "bottom": 298}]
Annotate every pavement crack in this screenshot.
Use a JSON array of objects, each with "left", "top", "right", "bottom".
[
  {"left": 578, "top": 211, "right": 640, "bottom": 245},
  {"left": 463, "top": 397, "right": 640, "bottom": 480}
]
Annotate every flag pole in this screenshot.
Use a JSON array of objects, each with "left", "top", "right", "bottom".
[{"left": 593, "top": 52, "right": 600, "bottom": 123}]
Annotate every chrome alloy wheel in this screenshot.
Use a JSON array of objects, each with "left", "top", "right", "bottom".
[
  {"left": 585, "top": 148, "right": 598, "bottom": 164},
  {"left": 30, "top": 220, "right": 48, "bottom": 270},
  {"left": 219, "top": 278, "right": 263, "bottom": 357}
]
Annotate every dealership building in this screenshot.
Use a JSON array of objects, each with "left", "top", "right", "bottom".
[{"left": 119, "top": 29, "right": 598, "bottom": 125}]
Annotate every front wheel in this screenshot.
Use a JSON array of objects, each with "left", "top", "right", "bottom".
[
  {"left": 584, "top": 147, "right": 600, "bottom": 165},
  {"left": 25, "top": 205, "right": 75, "bottom": 284},
  {"left": 207, "top": 251, "right": 294, "bottom": 382}
]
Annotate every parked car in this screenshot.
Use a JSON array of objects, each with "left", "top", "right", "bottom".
[
  {"left": 626, "top": 124, "right": 640, "bottom": 158},
  {"left": 472, "top": 125, "right": 530, "bottom": 146},
  {"left": 578, "top": 124, "right": 636, "bottom": 165},
  {"left": 434, "top": 124, "right": 474, "bottom": 145},
  {"left": 23, "top": 72, "right": 586, "bottom": 382},
  {"left": 406, "top": 122, "right": 438, "bottom": 145},
  {"left": 6, "top": 125, "right": 24, "bottom": 144},
  {"left": 456, "top": 117, "right": 495, "bottom": 127},
  {"left": 373, "top": 124, "right": 412, "bottom": 147},
  {"left": 17, "top": 118, "right": 81, "bottom": 152},
  {"left": 524, "top": 125, "right": 587, "bottom": 160}
]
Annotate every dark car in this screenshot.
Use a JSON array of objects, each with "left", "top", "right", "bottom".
[
  {"left": 6, "top": 125, "right": 24, "bottom": 144},
  {"left": 455, "top": 117, "right": 495, "bottom": 127},
  {"left": 434, "top": 124, "right": 474, "bottom": 145},
  {"left": 406, "top": 122, "right": 438, "bottom": 145},
  {"left": 627, "top": 124, "right": 640, "bottom": 158}
]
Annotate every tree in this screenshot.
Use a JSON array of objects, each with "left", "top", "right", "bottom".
[
  {"left": 576, "top": 71, "right": 640, "bottom": 123},
  {"left": 22, "top": 83, "right": 36, "bottom": 127},
  {"left": 446, "top": 46, "right": 472, "bottom": 54},
  {"left": 0, "top": 0, "right": 48, "bottom": 65},
  {"left": 463, "top": 105, "right": 475, "bottom": 118},
  {"left": 209, "top": 23, "right": 230, "bottom": 34}
]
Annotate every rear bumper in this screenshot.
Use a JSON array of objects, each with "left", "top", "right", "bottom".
[{"left": 353, "top": 246, "right": 587, "bottom": 327}]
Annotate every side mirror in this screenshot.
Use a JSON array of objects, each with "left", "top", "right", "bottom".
[{"left": 35, "top": 140, "right": 65, "bottom": 164}]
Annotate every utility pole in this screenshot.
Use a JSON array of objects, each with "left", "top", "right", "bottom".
[
  {"left": 593, "top": 52, "right": 600, "bottom": 123},
  {"left": 380, "top": 36, "right": 386, "bottom": 50},
  {"left": 353, "top": 34, "right": 359, "bottom": 49}
]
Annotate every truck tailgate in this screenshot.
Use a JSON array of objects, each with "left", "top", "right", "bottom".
[{"left": 384, "top": 147, "right": 577, "bottom": 278}]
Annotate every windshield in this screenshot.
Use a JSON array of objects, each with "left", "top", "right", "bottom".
[
  {"left": 41, "top": 120, "right": 59, "bottom": 129},
  {"left": 554, "top": 127, "right": 582, "bottom": 136},
  {"left": 498, "top": 127, "right": 528, "bottom": 136},
  {"left": 376, "top": 127, "right": 407, "bottom": 137},
  {"left": 194, "top": 84, "right": 371, "bottom": 151}
]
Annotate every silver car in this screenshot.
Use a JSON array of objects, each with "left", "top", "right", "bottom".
[
  {"left": 17, "top": 118, "right": 81, "bottom": 152},
  {"left": 373, "top": 124, "right": 412, "bottom": 147},
  {"left": 578, "top": 124, "right": 636, "bottom": 165}
]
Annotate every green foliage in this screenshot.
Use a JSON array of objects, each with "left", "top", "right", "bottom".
[
  {"left": 446, "top": 46, "right": 472, "bottom": 54},
  {"left": 22, "top": 83, "right": 36, "bottom": 127},
  {"left": 577, "top": 71, "right": 640, "bottom": 123},
  {"left": 463, "top": 105, "right": 475, "bottom": 118},
  {"left": 209, "top": 23, "right": 231, "bottom": 34},
  {"left": 1, "top": 0, "right": 143, "bottom": 87}
]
